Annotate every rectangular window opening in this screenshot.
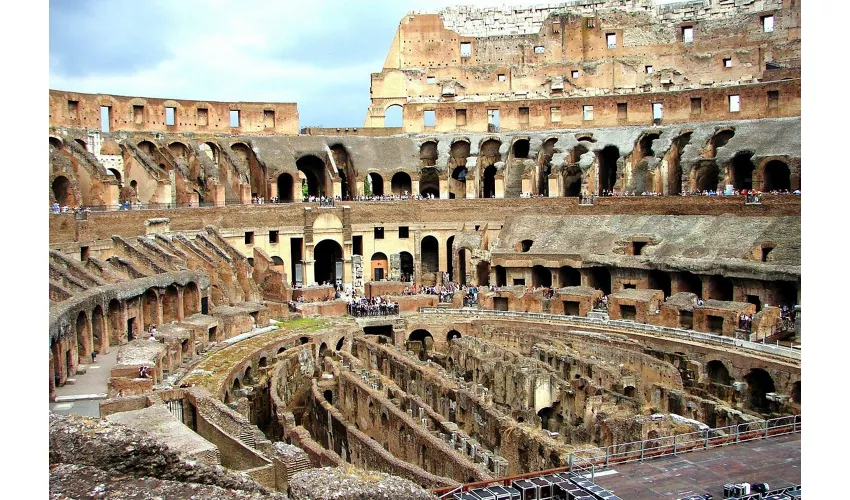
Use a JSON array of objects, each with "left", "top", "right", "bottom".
[
  {"left": 269, "top": 230, "right": 279, "bottom": 244},
  {"left": 487, "top": 109, "right": 500, "bottom": 133},
  {"left": 374, "top": 227, "right": 384, "bottom": 239},
  {"left": 100, "top": 106, "right": 111, "bottom": 133},
  {"left": 197, "top": 108, "right": 209, "bottom": 126},
  {"left": 427, "top": 76, "right": 436, "bottom": 84},
  {"left": 245, "top": 231, "right": 254, "bottom": 245},
  {"left": 133, "top": 105, "right": 144, "bottom": 125},
  {"left": 550, "top": 106, "right": 561, "bottom": 123},
  {"left": 165, "top": 107, "right": 176, "bottom": 126},
  {"left": 399, "top": 226, "right": 409, "bottom": 238},
  {"left": 519, "top": 106, "right": 529, "bottom": 125},
  {"left": 534, "top": 45, "right": 545, "bottom": 54},
  {"left": 606, "top": 33, "right": 616, "bottom": 49},
  {"left": 563, "top": 301, "right": 580, "bottom": 316},
  {"left": 582, "top": 105, "right": 594, "bottom": 121},
  {"left": 424, "top": 110, "right": 436, "bottom": 127},
  {"left": 632, "top": 241, "right": 648, "bottom": 255},
  {"left": 68, "top": 100, "right": 79, "bottom": 119},
  {"left": 645, "top": 65, "right": 653, "bottom": 74},
  {"left": 723, "top": 58, "right": 733, "bottom": 68},
  {"left": 456, "top": 109, "right": 467, "bottom": 127},
  {"left": 682, "top": 26, "right": 694, "bottom": 43},
  {"left": 617, "top": 102, "right": 628, "bottom": 121},
  {"left": 762, "top": 15, "right": 774, "bottom": 33},
  {"left": 353, "top": 235, "right": 363, "bottom": 256},
  {"left": 498, "top": 73, "right": 506, "bottom": 82},
  {"left": 652, "top": 102, "right": 663, "bottom": 123},
  {"left": 512, "top": 278, "right": 525, "bottom": 286},
  {"left": 620, "top": 304, "right": 637, "bottom": 321},
  {"left": 460, "top": 42, "right": 472, "bottom": 58},
  {"left": 729, "top": 95, "right": 741, "bottom": 113},
  {"left": 571, "top": 70, "right": 579, "bottom": 79},
  {"left": 230, "top": 110, "right": 240, "bottom": 128},
  {"left": 691, "top": 97, "right": 702, "bottom": 115},
  {"left": 80, "top": 246, "right": 90, "bottom": 262},
  {"left": 767, "top": 90, "right": 779, "bottom": 110},
  {"left": 264, "top": 110, "right": 275, "bottom": 128}
]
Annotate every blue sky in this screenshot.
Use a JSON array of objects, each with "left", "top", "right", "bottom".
[{"left": 49, "top": 0, "right": 679, "bottom": 128}]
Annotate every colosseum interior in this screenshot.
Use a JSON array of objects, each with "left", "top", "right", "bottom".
[{"left": 45, "top": 1, "right": 804, "bottom": 498}]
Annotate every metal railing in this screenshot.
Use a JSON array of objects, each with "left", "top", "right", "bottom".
[
  {"left": 434, "top": 414, "right": 800, "bottom": 497},
  {"left": 419, "top": 308, "right": 800, "bottom": 360}
]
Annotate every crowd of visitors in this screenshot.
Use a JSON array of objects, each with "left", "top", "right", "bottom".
[{"left": 347, "top": 296, "right": 399, "bottom": 317}]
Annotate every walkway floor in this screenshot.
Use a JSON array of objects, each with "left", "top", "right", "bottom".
[
  {"left": 593, "top": 432, "right": 801, "bottom": 500},
  {"left": 50, "top": 347, "right": 119, "bottom": 418}
]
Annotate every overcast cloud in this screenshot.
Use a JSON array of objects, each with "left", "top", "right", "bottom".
[{"left": 49, "top": 0, "right": 680, "bottom": 127}]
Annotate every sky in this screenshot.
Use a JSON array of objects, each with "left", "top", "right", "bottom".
[{"left": 48, "top": 0, "right": 682, "bottom": 128}]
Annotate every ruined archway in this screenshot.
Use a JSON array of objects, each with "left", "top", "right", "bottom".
[
  {"left": 476, "top": 261, "right": 490, "bottom": 286},
  {"left": 559, "top": 266, "right": 581, "bottom": 287},
  {"left": 707, "top": 275, "right": 734, "bottom": 301},
  {"left": 52, "top": 176, "right": 71, "bottom": 206},
  {"left": 731, "top": 153, "right": 755, "bottom": 191},
  {"left": 313, "top": 239, "right": 343, "bottom": 285},
  {"left": 482, "top": 165, "right": 497, "bottom": 198},
  {"left": 512, "top": 139, "right": 530, "bottom": 159},
  {"left": 495, "top": 265, "right": 507, "bottom": 287},
  {"left": 108, "top": 299, "right": 122, "bottom": 344},
  {"left": 183, "top": 282, "right": 199, "bottom": 316},
  {"left": 277, "top": 173, "right": 294, "bottom": 202},
  {"left": 408, "top": 329, "right": 434, "bottom": 359},
  {"left": 449, "top": 140, "right": 470, "bottom": 168},
  {"left": 384, "top": 104, "right": 403, "bottom": 127},
  {"left": 587, "top": 267, "right": 611, "bottom": 295},
  {"left": 648, "top": 270, "right": 672, "bottom": 298},
  {"left": 330, "top": 144, "right": 355, "bottom": 200},
  {"left": 296, "top": 155, "right": 327, "bottom": 198},
  {"left": 420, "top": 236, "right": 439, "bottom": 284},
  {"left": 451, "top": 166, "right": 467, "bottom": 199},
  {"left": 667, "top": 132, "right": 692, "bottom": 195},
  {"left": 706, "top": 360, "right": 732, "bottom": 385},
  {"left": 532, "top": 266, "right": 552, "bottom": 287},
  {"left": 694, "top": 162, "right": 720, "bottom": 192},
  {"left": 367, "top": 172, "right": 384, "bottom": 196},
  {"left": 144, "top": 289, "right": 159, "bottom": 326},
  {"left": 744, "top": 368, "right": 776, "bottom": 411},
  {"left": 91, "top": 306, "right": 104, "bottom": 354},
  {"left": 420, "top": 141, "right": 438, "bottom": 167},
  {"left": 791, "top": 381, "right": 801, "bottom": 404},
  {"left": 447, "top": 330, "right": 461, "bottom": 342},
  {"left": 446, "top": 236, "right": 455, "bottom": 282},
  {"left": 598, "top": 146, "right": 620, "bottom": 194},
  {"left": 679, "top": 271, "right": 703, "bottom": 298},
  {"left": 419, "top": 167, "right": 440, "bottom": 198},
  {"left": 391, "top": 172, "right": 412, "bottom": 196},
  {"left": 162, "top": 285, "right": 180, "bottom": 323},
  {"left": 399, "top": 251, "right": 414, "bottom": 283},
  {"left": 707, "top": 129, "right": 735, "bottom": 157},
  {"left": 370, "top": 252, "right": 389, "bottom": 281},
  {"left": 138, "top": 140, "right": 156, "bottom": 156},
  {"left": 50, "top": 136, "right": 63, "bottom": 150},
  {"left": 76, "top": 311, "right": 90, "bottom": 360},
  {"left": 762, "top": 160, "right": 791, "bottom": 192}
]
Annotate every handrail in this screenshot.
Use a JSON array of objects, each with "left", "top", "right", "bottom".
[
  {"left": 419, "top": 308, "right": 800, "bottom": 360},
  {"left": 433, "top": 414, "right": 800, "bottom": 496}
]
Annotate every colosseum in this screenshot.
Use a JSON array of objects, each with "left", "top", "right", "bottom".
[{"left": 48, "top": 1, "right": 802, "bottom": 498}]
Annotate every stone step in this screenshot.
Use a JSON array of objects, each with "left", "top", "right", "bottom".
[
  {"left": 587, "top": 311, "right": 609, "bottom": 321},
  {"left": 65, "top": 378, "right": 77, "bottom": 385}
]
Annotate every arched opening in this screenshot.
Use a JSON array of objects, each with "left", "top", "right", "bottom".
[
  {"left": 791, "top": 381, "right": 800, "bottom": 404},
  {"left": 694, "top": 162, "right": 720, "bottom": 192},
  {"left": 420, "top": 236, "right": 439, "bottom": 284},
  {"left": 107, "top": 168, "right": 122, "bottom": 185},
  {"left": 731, "top": 153, "right": 755, "bottom": 190},
  {"left": 419, "top": 167, "right": 440, "bottom": 197},
  {"left": 587, "top": 267, "right": 612, "bottom": 295},
  {"left": 449, "top": 140, "right": 470, "bottom": 169},
  {"left": 482, "top": 165, "right": 497, "bottom": 198},
  {"left": 162, "top": 285, "right": 180, "bottom": 323},
  {"left": 623, "top": 386, "right": 636, "bottom": 398},
  {"left": 259, "top": 356, "right": 268, "bottom": 367},
  {"left": 598, "top": 146, "right": 620, "bottom": 194},
  {"left": 244, "top": 366, "right": 253, "bottom": 385},
  {"left": 773, "top": 280, "right": 798, "bottom": 308},
  {"left": 76, "top": 311, "right": 90, "bottom": 360},
  {"left": 169, "top": 141, "right": 189, "bottom": 160},
  {"left": 706, "top": 360, "right": 732, "bottom": 385},
  {"left": 667, "top": 132, "right": 692, "bottom": 195},
  {"left": 299, "top": 336, "right": 309, "bottom": 345},
  {"left": 707, "top": 275, "right": 734, "bottom": 301},
  {"left": 277, "top": 173, "right": 294, "bottom": 202},
  {"left": 399, "top": 252, "right": 414, "bottom": 283},
  {"left": 538, "top": 138, "right": 558, "bottom": 196},
  {"left": 495, "top": 265, "right": 507, "bottom": 287},
  {"left": 564, "top": 165, "right": 582, "bottom": 197},
  {"left": 199, "top": 142, "right": 220, "bottom": 165},
  {"left": 370, "top": 252, "right": 389, "bottom": 281},
  {"left": 318, "top": 342, "right": 328, "bottom": 359},
  {"left": 232, "top": 143, "right": 266, "bottom": 198},
  {"left": 330, "top": 144, "right": 354, "bottom": 200},
  {"left": 532, "top": 266, "right": 552, "bottom": 288},
  {"left": 708, "top": 129, "right": 735, "bottom": 157},
  {"left": 232, "top": 378, "right": 241, "bottom": 391},
  {"left": 537, "top": 406, "right": 557, "bottom": 431},
  {"left": 52, "top": 176, "right": 71, "bottom": 206},
  {"left": 91, "top": 306, "right": 104, "bottom": 354},
  {"left": 324, "top": 390, "right": 334, "bottom": 403},
  {"left": 559, "top": 266, "right": 581, "bottom": 287},
  {"left": 638, "top": 132, "right": 660, "bottom": 158},
  {"left": 446, "top": 236, "right": 455, "bottom": 282},
  {"left": 458, "top": 248, "right": 469, "bottom": 285},
  {"left": 137, "top": 140, "right": 156, "bottom": 156},
  {"left": 277, "top": 347, "right": 286, "bottom": 355},
  {"left": 744, "top": 368, "right": 776, "bottom": 411},
  {"left": 313, "top": 240, "right": 344, "bottom": 286},
  {"left": 519, "top": 239, "right": 533, "bottom": 252},
  {"left": 451, "top": 166, "right": 467, "bottom": 199},
  {"left": 679, "top": 272, "right": 703, "bottom": 298},
  {"left": 367, "top": 172, "right": 384, "bottom": 196},
  {"left": 271, "top": 256, "right": 284, "bottom": 266},
  {"left": 512, "top": 139, "right": 530, "bottom": 159},
  {"left": 335, "top": 337, "right": 345, "bottom": 351},
  {"left": 408, "top": 329, "right": 434, "bottom": 359},
  {"left": 446, "top": 330, "right": 461, "bottom": 342},
  {"left": 648, "top": 270, "right": 672, "bottom": 297},
  {"left": 476, "top": 261, "right": 490, "bottom": 286},
  {"left": 391, "top": 172, "right": 412, "bottom": 196},
  {"left": 420, "top": 141, "right": 438, "bottom": 167},
  {"left": 384, "top": 104, "right": 403, "bottom": 127},
  {"left": 108, "top": 299, "right": 122, "bottom": 344},
  {"left": 763, "top": 160, "right": 791, "bottom": 191},
  {"left": 296, "top": 155, "right": 327, "bottom": 198},
  {"left": 50, "top": 137, "right": 63, "bottom": 150},
  {"left": 144, "top": 289, "right": 159, "bottom": 326}
]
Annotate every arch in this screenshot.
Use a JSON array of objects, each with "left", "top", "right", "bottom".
[
  {"left": 420, "top": 236, "right": 439, "bottom": 282},
  {"left": 76, "top": 311, "right": 90, "bottom": 360},
  {"left": 731, "top": 153, "right": 755, "bottom": 190},
  {"left": 391, "top": 172, "right": 412, "bottom": 196},
  {"left": 335, "top": 337, "right": 345, "bottom": 351},
  {"left": 259, "top": 356, "right": 268, "bottom": 367},
  {"left": 587, "top": 267, "right": 612, "bottom": 295},
  {"left": 408, "top": 329, "right": 434, "bottom": 357},
  {"left": 168, "top": 141, "right": 189, "bottom": 159},
  {"left": 694, "top": 162, "right": 720, "bottom": 192},
  {"left": 75, "top": 139, "right": 87, "bottom": 150},
  {"left": 271, "top": 256, "right": 284, "bottom": 266},
  {"left": 446, "top": 236, "right": 455, "bottom": 282},
  {"left": 91, "top": 305, "right": 104, "bottom": 354},
  {"left": 419, "top": 167, "right": 440, "bottom": 197},
  {"left": 199, "top": 142, "right": 220, "bottom": 165},
  {"left": 559, "top": 266, "right": 581, "bottom": 287},
  {"left": 667, "top": 132, "right": 692, "bottom": 195},
  {"left": 50, "top": 136, "right": 63, "bottom": 149},
  {"left": 707, "top": 275, "right": 733, "bottom": 301},
  {"left": 144, "top": 289, "right": 159, "bottom": 326},
  {"left": 384, "top": 104, "right": 403, "bottom": 127},
  {"left": 679, "top": 271, "right": 702, "bottom": 298},
  {"left": 232, "top": 378, "right": 241, "bottom": 391},
  {"left": 399, "top": 251, "right": 414, "bottom": 282},
  {"left": 244, "top": 366, "right": 253, "bottom": 384},
  {"left": 563, "top": 164, "right": 582, "bottom": 197},
  {"left": 183, "top": 282, "right": 199, "bottom": 316},
  {"left": 324, "top": 389, "right": 334, "bottom": 403},
  {"left": 532, "top": 265, "right": 552, "bottom": 288},
  {"left": 313, "top": 239, "right": 344, "bottom": 285},
  {"left": 476, "top": 261, "right": 490, "bottom": 286},
  {"left": 762, "top": 160, "right": 791, "bottom": 191},
  {"left": 706, "top": 360, "right": 732, "bottom": 385},
  {"left": 330, "top": 144, "right": 355, "bottom": 200},
  {"left": 495, "top": 265, "right": 507, "bottom": 287},
  {"left": 137, "top": 140, "right": 157, "bottom": 155},
  {"left": 537, "top": 406, "right": 557, "bottom": 431},
  {"left": 277, "top": 173, "right": 294, "bottom": 202},
  {"left": 318, "top": 342, "right": 328, "bottom": 359},
  {"left": 648, "top": 270, "right": 672, "bottom": 298},
  {"left": 482, "top": 165, "right": 497, "bottom": 198},
  {"left": 446, "top": 330, "right": 461, "bottom": 342},
  {"left": 296, "top": 155, "right": 327, "bottom": 198},
  {"left": 370, "top": 252, "right": 389, "bottom": 281},
  {"left": 637, "top": 132, "right": 661, "bottom": 158},
  {"left": 107, "top": 168, "right": 122, "bottom": 185},
  {"left": 708, "top": 128, "right": 735, "bottom": 157},
  {"left": 52, "top": 176, "right": 71, "bottom": 206},
  {"left": 479, "top": 138, "right": 502, "bottom": 164},
  {"left": 231, "top": 143, "right": 266, "bottom": 199},
  {"left": 512, "top": 138, "right": 530, "bottom": 159},
  {"left": 457, "top": 247, "right": 469, "bottom": 285},
  {"left": 367, "top": 172, "right": 384, "bottom": 196},
  {"left": 451, "top": 166, "right": 467, "bottom": 199},
  {"left": 420, "top": 141, "right": 438, "bottom": 167},
  {"left": 449, "top": 139, "right": 470, "bottom": 168},
  {"left": 744, "top": 368, "right": 776, "bottom": 411},
  {"left": 108, "top": 298, "right": 122, "bottom": 344},
  {"left": 623, "top": 386, "right": 636, "bottom": 398},
  {"left": 162, "top": 285, "right": 180, "bottom": 323},
  {"left": 598, "top": 146, "right": 620, "bottom": 194}
]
